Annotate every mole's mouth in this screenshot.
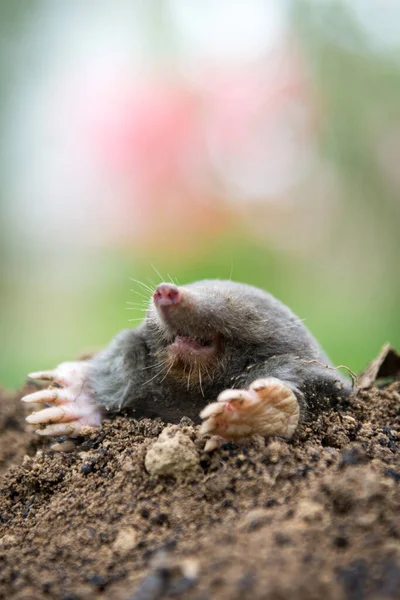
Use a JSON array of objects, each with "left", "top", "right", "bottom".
[{"left": 168, "top": 334, "right": 218, "bottom": 359}]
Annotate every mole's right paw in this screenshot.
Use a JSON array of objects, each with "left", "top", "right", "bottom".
[
  {"left": 199, "top": 377, "right": 300, "bottom": 451},
  {"left": 22, "top": 361, "right": 102, "bottom": 437}
]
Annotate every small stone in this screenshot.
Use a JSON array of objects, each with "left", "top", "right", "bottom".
[
  {"left": 113, "top": 527, "right": 137, "bottom": 552},
  {"left": 145, "top": 426, "right": 200, "bottom": 477},
  {"left": 342, "top": 415, "right": 357, "bottom": 426},
  {"left": 239, "top": 509, "right": 271, "bottom": 531},
  {"left": 323, "top": 427, "right": 350, "bottom": 448},
  {"left": 22, "top": 455, "right": 32, "bottom": 469},
  {"left": 355, "top": 512, "right": 377, "bottom": 528},
  {"left": 296, "top": 500, "right": 324, "bottom": 522},
  {"left": 180, "top": 558, "right": 200, "bottom": 580},
  {"left": 359, "top": 423, "right": 373, "bottom": 437},
  {"left": 51, "top": 440, "right": 76, "bottom": 453},
  {"left": 120, "top": 459, "right": 135, "bottom": 472},
  {"left": 81, "top": 462, "right": 94, "bottom": 475},
  {"left": 264, "top": 440, "right": 290, "bottom": 463},
  {"left": 0, "top": 535, "right": 17, "bottom": 549},
  {"left": 179, "top": 416, "right": 194, "bottom": 427}
]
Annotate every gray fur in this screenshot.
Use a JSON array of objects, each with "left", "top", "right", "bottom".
[{"left": 87, "top": 280, "right": 351, "bottom": 424}]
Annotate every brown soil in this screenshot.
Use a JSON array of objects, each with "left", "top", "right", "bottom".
[
  {"left": 0, "top": 374, "right": 399, "bottom": 600},
  {"left": 0, "top": 381, "right": 47, "bottom": 477}
]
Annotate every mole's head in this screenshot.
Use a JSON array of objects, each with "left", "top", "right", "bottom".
[{"left": 145, "top": 280, "right": 279, "bottom": 385}]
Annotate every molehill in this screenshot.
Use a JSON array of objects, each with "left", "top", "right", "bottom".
[{"left": 0, "top": 347, "right": 399, "bottom": 600}]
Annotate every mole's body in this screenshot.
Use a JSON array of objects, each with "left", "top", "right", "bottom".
[{"left": 23, "top": 280, "right": 351, "bottom": 450}]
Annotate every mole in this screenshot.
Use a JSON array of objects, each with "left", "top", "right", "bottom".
[{"left": 22, "top": 280, "right": 351, "bottom": 451}]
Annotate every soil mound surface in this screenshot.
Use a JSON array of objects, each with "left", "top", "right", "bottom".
[{"left": 0, "top": 360, "right": 399, "bottom": 600}]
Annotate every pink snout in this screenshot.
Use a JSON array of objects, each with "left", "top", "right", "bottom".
[{"left": 153, "top": 283, "right": 182, "bottom": 308}]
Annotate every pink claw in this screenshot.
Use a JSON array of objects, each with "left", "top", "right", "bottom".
[
  {"left": 21, "top": 389, "right": 74, "bottom": 405},
  {"left": 28, "top": 370, "right": 57, "bottom": 382},
  {"left": 26, "top": 404, "right": 83, "bottom": 424},
  {"left": 36, "top": 423, "right": 86, "bottom": 437}
]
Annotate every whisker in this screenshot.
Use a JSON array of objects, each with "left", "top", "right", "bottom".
[
  {"left": 151, "top": 263, "right": 165, "bottom": 283},
  {"left": 129, "top": 289, "right": 149, "bottom": 300},
  {"left": 126, "top": 299, "right": 149, "bottom": 305},
  {"left": 203, "top": 364, "right": 212, "bottom": 381},
  {"left": 146, "top": 277, "right": 157, "bottom": 289},
  {"left": 129, "top": 290, "right": 152, "bottom": 301},
  {"left": 141, "top": 360, "right": 168, "bottom": 371},
  {"left": 198, "top": 365, "right": 204, "bottom": 397},
  {"left": 126, "top": 302, "right": 148, "bottom": 307},
  {"left": 159, "top": 361, "right": 174, "bottom": 384},
  {"left": 167, "top": 273, "right": 179, "bottom": 285},
  {"left": 187, "top": 364, "right": 193, "bottom": 391},
  {"left": 129, "top": 278, "right": 154, "bottom": 294},
  {"left": 229, "top": 262, "right": 234, "bottom": 280},
  {"left": 142, "top": 366, "right": 167, "bottom": 386}
]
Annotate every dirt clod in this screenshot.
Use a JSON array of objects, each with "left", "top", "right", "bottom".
[{"left": 144, "top": 425, "right": 200, "bottom": 477}]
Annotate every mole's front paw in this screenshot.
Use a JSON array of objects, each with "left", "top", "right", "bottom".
[
  {"left": 200, "top": 377, "right": 300, "bottom": 451},
  {"left": 22, "top": 361, "right": 102, "bottom": 437}
]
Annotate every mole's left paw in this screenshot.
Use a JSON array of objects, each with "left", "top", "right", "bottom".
[
  {"left": 200, "top": 377, "right": 300, "bottom": 451},
  {"left": 22, "top": 361, "right": 102, "bottom": 437}
]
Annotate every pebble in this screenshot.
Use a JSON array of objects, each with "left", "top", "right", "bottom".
[{"left": 113, "top": 527, "right": 137, "bottom": 553}]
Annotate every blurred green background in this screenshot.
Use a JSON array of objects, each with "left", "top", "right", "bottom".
[{"left": 1, "top": 0, "right": 399, "bottom": 389}]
